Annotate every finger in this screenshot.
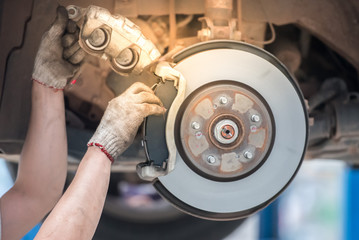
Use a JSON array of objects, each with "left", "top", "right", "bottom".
[
  {"left": 63, "top": 42, "right": 81, "bottom": 59},
  {"left": 67, "top": 20, "right": 78, "bottom": 33},
  {"left": 127, "top": 82, "right": 154, "bottom": 94},
  {"left": 68, "top": 49, "right": 86, "bottom": 65},
  {"left": 137, "top": 92, "right": 163, "bottom": 106},
  {"left": 48, "top": 6, "right": 68, "bottom": 39},
  {"left": 62, "top": 33, "right": 77, "bottom": 48},
  {"left": 140, "top": 103, "right": 167, "bottom": 117}
]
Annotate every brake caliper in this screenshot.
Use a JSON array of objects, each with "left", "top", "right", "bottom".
[{"left": 67, "top": 5, "right": 161, "bottom": 75}]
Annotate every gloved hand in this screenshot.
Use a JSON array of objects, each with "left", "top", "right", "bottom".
[
  {"left": 88, "top": 82, "right": 166, "bottom": 163},
  {"left": 32, "top": 6, "right": 86, "bottom": 90}
]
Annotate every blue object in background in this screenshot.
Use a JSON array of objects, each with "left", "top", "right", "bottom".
[
  {"left": 259, "top": 200, "right": 279, "bottom": 240},
  {"left": 0, "top": 159, "right": 13, "bottom": 195},
  {"left": 345, "top": 167, "right": 359, "bottom": 240},
  {"left": 21, "top": 224, "right": 41, "bottom": 240}
]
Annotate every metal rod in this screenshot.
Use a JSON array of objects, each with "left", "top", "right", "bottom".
[
  {"left": 169, "top": 0, "right": 177, "bottom": 50},
  {"left": 237, "top": 0, "right": 242, "bottom": 37}
]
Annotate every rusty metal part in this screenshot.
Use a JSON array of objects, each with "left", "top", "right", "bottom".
[
  {"left": 216, "top": 119, "right": 238, "bottom": 141},
  {"left": 67, "top": 5, "right": 161, "bottom": 75},
  {"left": 1, "top": 0, "right": 357, "bottom": 169},
  {"left": 198, "top": 0, "right": 241, "bottom": 41},
  {"left": 205, "top": 0, "right": 233, "bottom": 21},
  {"left": 178, "top": 83, "right": 273, "bottom": 180},
  {"left": 169, "top": 0, "right": 177, "bottom": 50},
  {"left": 211, "top": 116, "right": 242, "bottom": 146},
  {"left": 307, "top": 91, "right": 359, "bottom": 163},
  {"left": 112, "top": 0, "right": 207, "bottom": 16},
  {"left": 146, "top": 16, "right": 170, "bottom": 53},
  {"left": 243, "top": 0, "right": 359, "bottom": 72},
  {"left": 236, "top": 0, "right": 243, "bottom": 34},
  {"left": 57, "top": 0, "right": 359, "bottom": 70}
]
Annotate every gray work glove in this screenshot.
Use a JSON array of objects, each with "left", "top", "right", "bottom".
[
  {"left": 88, "top": 82, "right": 166, "bottom": 163},
  {"left": 32, "top": 6, "right": 86, "bottom": 90}
]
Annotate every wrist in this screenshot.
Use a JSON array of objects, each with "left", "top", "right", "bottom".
[
  {"left": 87, "top": 142, "right": 115, "bottom": 164},
  {"left": 88, "top": 128, "right": 123, "bottom": 163},
  {"left": 32, "top": 78, "right": 65, "bottom": 91}
]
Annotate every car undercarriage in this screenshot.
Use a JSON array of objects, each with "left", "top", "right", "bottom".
[{"left": 1, "top": 0, "right": 358, "bottom": 239}]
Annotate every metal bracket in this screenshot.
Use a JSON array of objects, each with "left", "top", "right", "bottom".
[{"left": 137, "top": 62, "right": 186, "bottom": 181}]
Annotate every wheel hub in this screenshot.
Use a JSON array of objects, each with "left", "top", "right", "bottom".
[{"left": 178, "top": 82, "right": 274, "bottom": 180}]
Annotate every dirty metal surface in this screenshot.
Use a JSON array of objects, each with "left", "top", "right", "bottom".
[
  {"left": 64, "top": 56, "right": 114, "bottom": 122},
  {"left": 0, "top": 0, "right": 58, "bottom": 153},
  {"left": 59, "top": 0, "right": 359, "bottom": 71},
  {"left": 178, "top": 83, "right": 273, "bottom": 181},
  {"left": 0, "top": 0, "right": 356, "bottom": 157},
  {"left": 0, "top": 0, "right": 33, "bottom": 100},
  {"left": 243, "top": 0, "right": 359, "bottom": 71}
]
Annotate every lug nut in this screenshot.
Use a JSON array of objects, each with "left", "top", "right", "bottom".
[
  {"left": 251, "top": 114, "right": 260, "bottom": 122},
  {"left": 243, "top": 151, "right": 253, "bottom": 159},
  {"left": 191, "top": 121, "right": 200, "bottom": 130},
  {"left": 207, "top": 155, "right": 216, "bottom": 164},
  {"left": 219, "top": 96, "right": 228, "bottom": 105}
]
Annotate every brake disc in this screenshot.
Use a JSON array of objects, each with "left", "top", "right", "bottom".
[{"left": 145, "top": 40, "right": 308, "bottom": 220}]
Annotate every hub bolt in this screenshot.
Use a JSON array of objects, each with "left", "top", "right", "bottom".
[
  {"left": 219, "top": 96, "right": 228, "bottom": 105},
  {"left": 191, "top": 121, "right": 201, "bottom": 130},
  {"left": 251, "top": 114, "right": 260, "bottom": 122},
  {"left": 244, "top": 151, "right": 253, "bottom": 159},
  {"left": 207, "top": 155, "right": 216, "bottom": 164}
]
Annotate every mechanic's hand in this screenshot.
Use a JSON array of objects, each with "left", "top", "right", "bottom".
[
  {"left": 32, "top": 6, "right": 86, "bottom": 90},
  {"left": 88, "top": 82, "right": 166, "bottom": 162}
]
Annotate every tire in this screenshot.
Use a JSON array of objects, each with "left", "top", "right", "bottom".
[{"left": 94, "top": 213, "right": 244, "bottom": 240}]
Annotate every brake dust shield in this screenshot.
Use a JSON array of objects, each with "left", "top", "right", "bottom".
[{"left": 144, "top": 41, "right": 308, "bottom": 220}]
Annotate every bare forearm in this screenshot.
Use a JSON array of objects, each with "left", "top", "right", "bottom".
[
  {"left": 35, "top": 147, "right": 111, "bottom": 240},
  {"left": 0, "top": 82, "right": 68, "bottom": 239},
  {"left": 17, "top": 82, "right": 67, "bottom": 198}
]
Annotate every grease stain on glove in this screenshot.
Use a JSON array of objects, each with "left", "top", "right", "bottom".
[{"left": 32, "top": 6, "right": 85, "bottom": 89}]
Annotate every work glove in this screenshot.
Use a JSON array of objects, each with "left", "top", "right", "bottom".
[
  {"left": 32, "top": 6, "right": 86, "bottom": 90},
  {"left": 88, "top": 82, "right": 166, "bottom": 163}
]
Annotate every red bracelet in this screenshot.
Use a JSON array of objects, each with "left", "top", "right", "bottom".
[
  {"left": 87, "top": 142, "right": 114, "bottom": 164},
  {"left": 32, "top": 78, "right": 64, "bottom": 91}
]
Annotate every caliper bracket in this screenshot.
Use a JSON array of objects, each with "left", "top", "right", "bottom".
[{"left": 138, "top": 62, "right": 186, "bottom": 181}]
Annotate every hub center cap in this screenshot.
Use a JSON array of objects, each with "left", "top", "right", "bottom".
[
  {"left": 177, "top": 82, "right": 274, "bottom": 181},
  {"left": 214, "top": 119, "right": 238, "bottom": 143}
]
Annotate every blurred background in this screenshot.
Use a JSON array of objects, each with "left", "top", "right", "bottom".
[{"left": 2, "top": 158, "right": 357, "bottom": 240}]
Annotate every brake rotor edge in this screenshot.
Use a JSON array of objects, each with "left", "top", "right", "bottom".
[{"left": 152, "top": 40, "right": 308, "bottom": 220}]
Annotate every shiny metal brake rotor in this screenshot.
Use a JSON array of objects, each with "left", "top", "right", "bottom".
[{"left": 152, "top": 40, "right": 308, "bottom": 220}]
